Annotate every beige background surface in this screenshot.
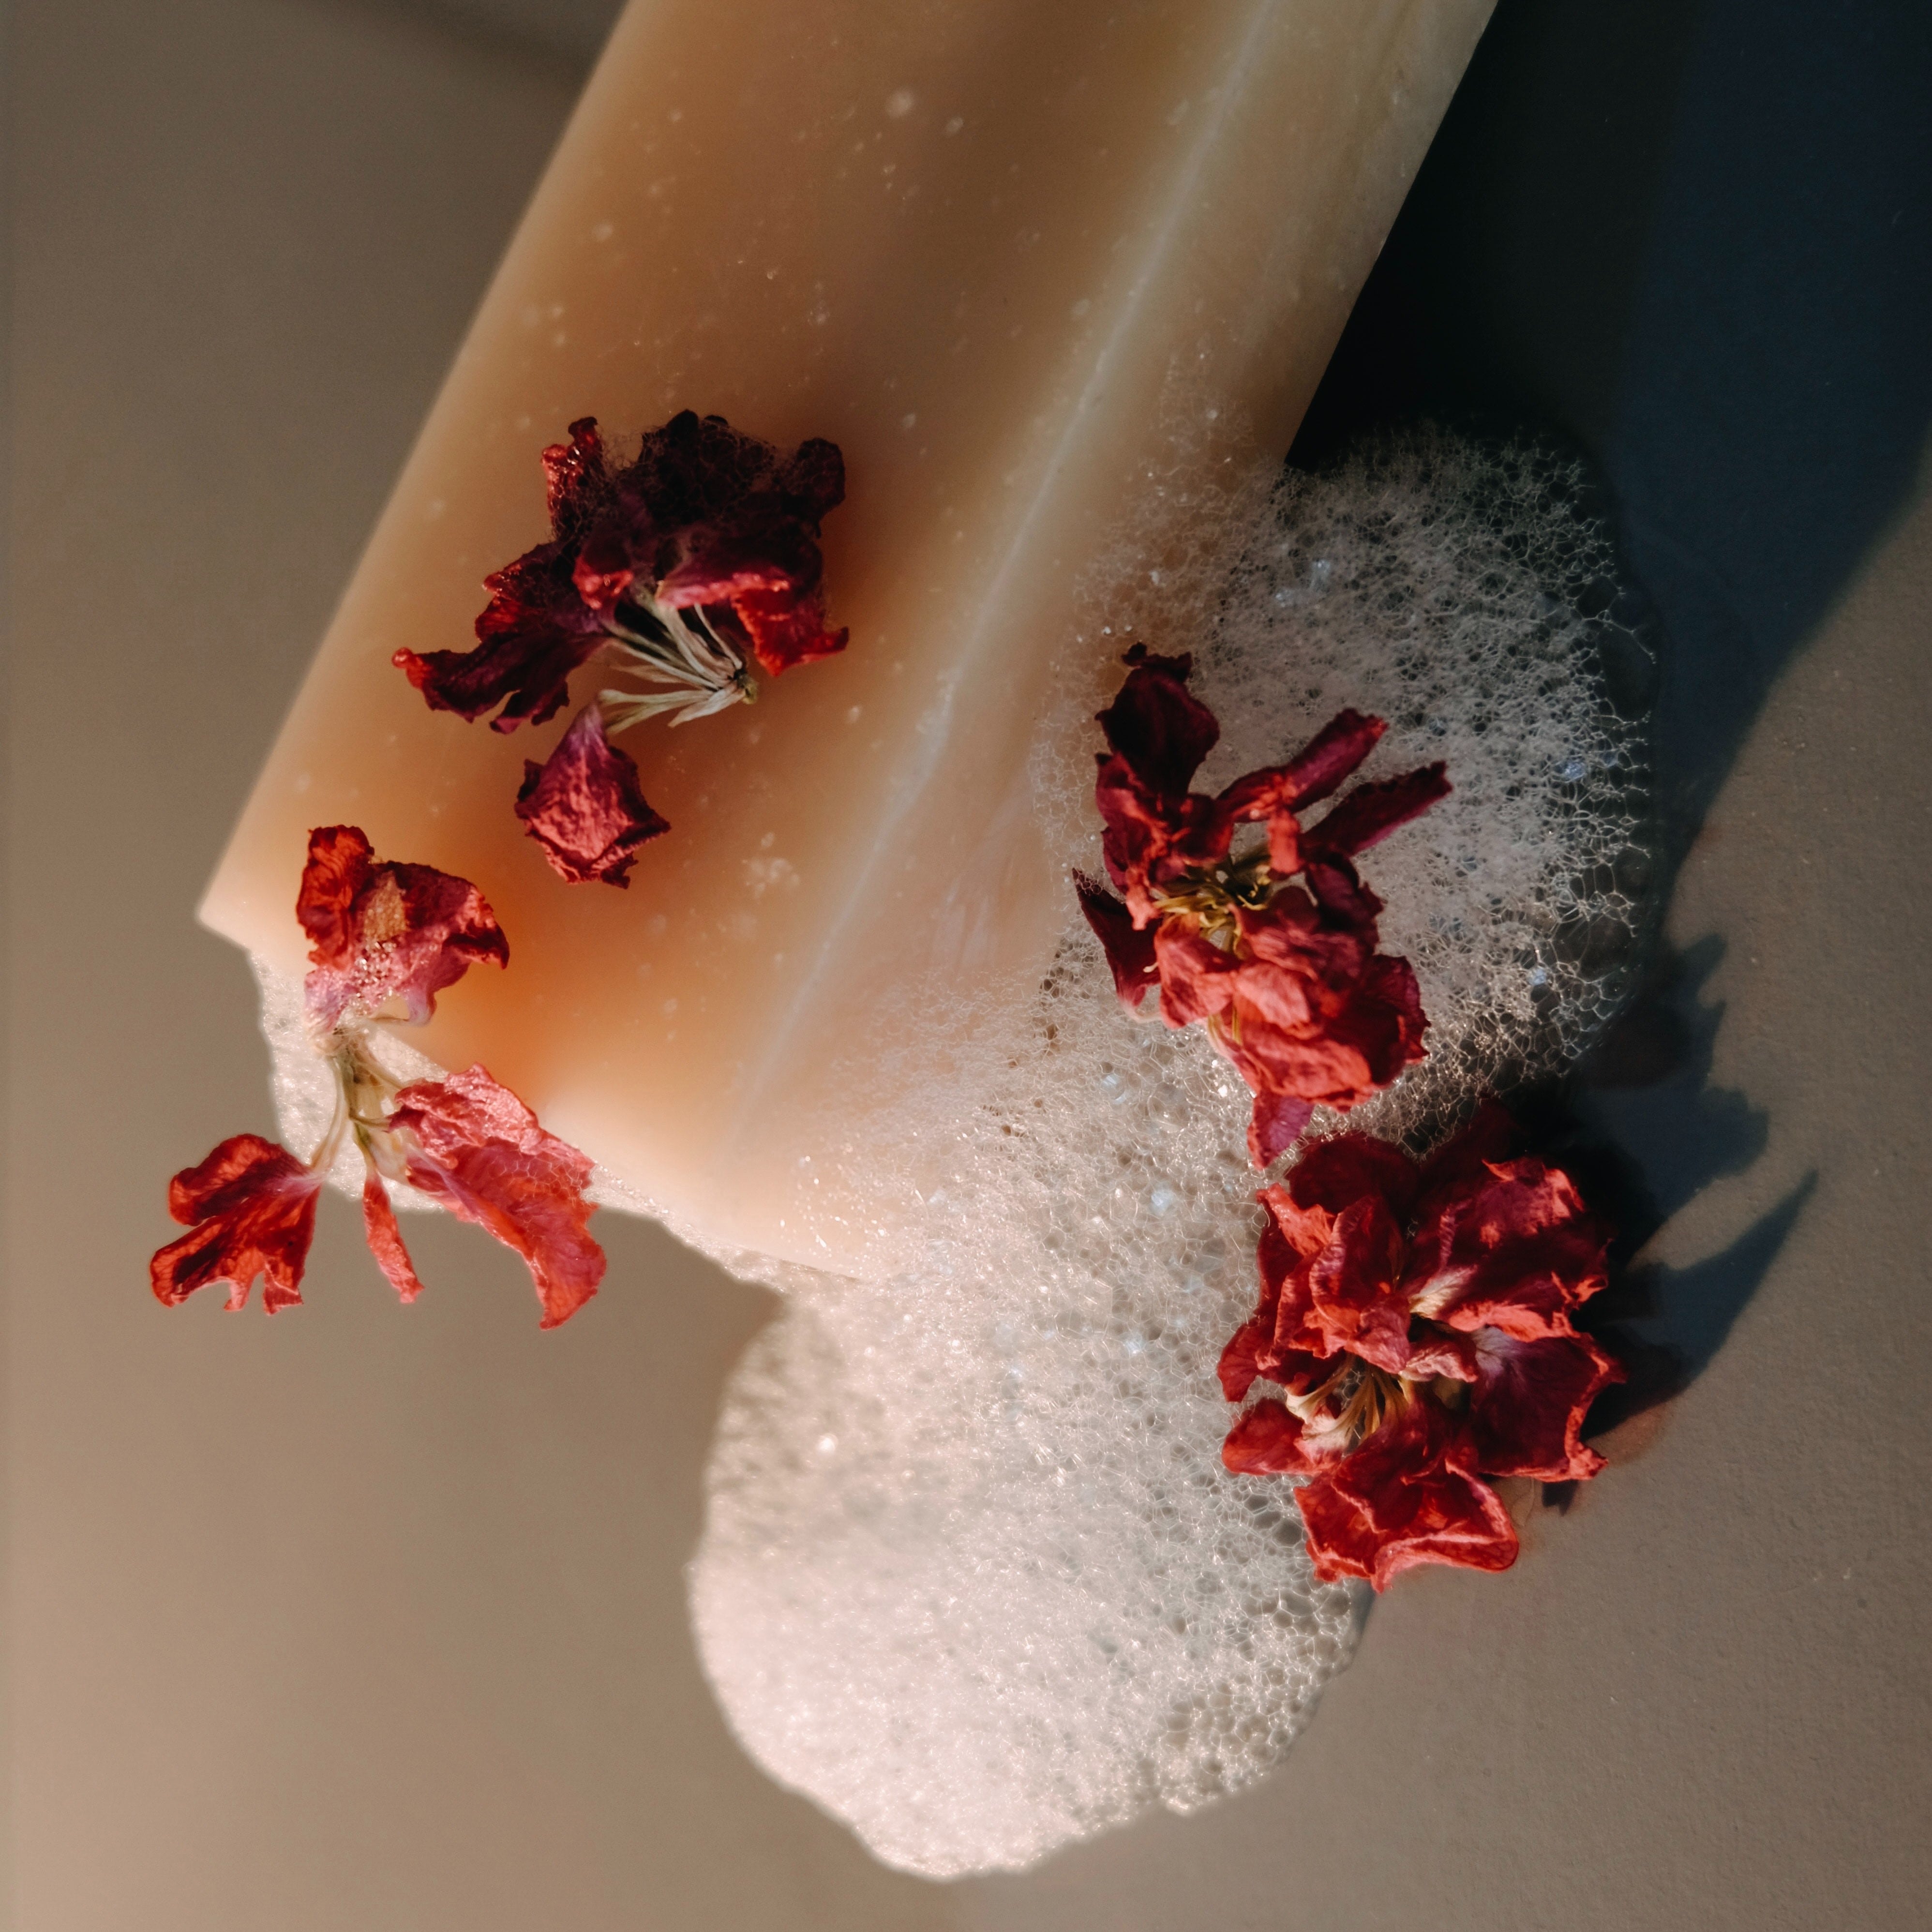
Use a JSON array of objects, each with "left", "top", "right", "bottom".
[{"left": 6, "top": 3, "right": 1929, "bottom": 1928}]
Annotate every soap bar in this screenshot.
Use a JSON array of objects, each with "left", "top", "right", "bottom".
[{"left": 203, "top": 0, "right": 1495, "bottom": 1273}]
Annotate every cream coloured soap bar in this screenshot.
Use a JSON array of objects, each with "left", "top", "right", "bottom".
[{"left": 203, "top": 0, "right": 1495, "bottom": 1273}]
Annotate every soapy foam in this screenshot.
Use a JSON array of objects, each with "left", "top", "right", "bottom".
[
  {"left": 253, "top": 428, "right": 1648, "bottom": 1878},
  {"left": 686, "top": 430, "right": 1648, "bottom": 1874}
]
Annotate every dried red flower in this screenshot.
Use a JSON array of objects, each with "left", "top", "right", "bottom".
[
  {"left": 393, "top": 410, "right": 847, "bottom": 736},
  {"left": 300, "top": 824, "right": 509, "bottom": 1032},
  {"left": 514, "top": 701, "right": 670, "bottom": 886},
  {"left": 150, "top": 1134, "right": 323, "bottom": 1314},
  {"left": 1216, "top": 1108, "right": 1622, "bottom": 1588},
  {"left": 153, "top": 826, "right": 602, "bottom": 1326},
  {"left": 379, "top": 1066, "right": 605, "bottom": 1330},
  {"left": 1077, "top": 649, "right": 1447, "bottom": 1164}
]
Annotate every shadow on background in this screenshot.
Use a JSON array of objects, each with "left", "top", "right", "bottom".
[
  {"left": 1517, "top": 942, "right": 1819, "bottom": 1476},
  {"left": 1295, "top": 0, "right": 1929, "bottom": 1423}
]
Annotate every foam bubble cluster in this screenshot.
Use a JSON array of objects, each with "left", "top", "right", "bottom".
[
  {"left": 252, "top": 430, "right": 1649, "bottom": 1880},
  {"left": 685, "top": 432, "right": 1649, "bottom": 1875}
]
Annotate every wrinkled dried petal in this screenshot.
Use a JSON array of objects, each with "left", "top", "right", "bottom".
[
  {"left": 387, "top": 1065, "right": 604, "bottom": 1328},
  {"left": 1286, "top": 1133, "right": 1422, "bottom": 1220},
  {"left": 729, "top": 584, "right": 849, "bottom": 676},
  {"left": 1074, "top": 872, "right": 1159, "bottom": 1010},
  {"left": 1296, "top": 1400, "right": 1518, "bottom": 1589},
  {"left": 1096, "top": 646, "right": 1219, "bottom": 795},
  {"left": 1095, "top": 759, "right": 1233, "bottom": 925},
  {"left": 1467, "top": 1329, "right": 1623, "bottom": 1480},
  {"left": 1306, "top": 1194, "right": 1411, "bottom": 1371},
  {"left": 395, "top": 542, "right": 608, "bottom": 732},
  {"left": 400, "top": 408, "right": 848, "bottom": 732},
  {"left": 1406, "top": 1156, "right": 1609, "bottom": 1339},
  {"left": 1306, "top": 763, "right": 1452, "bottom": 857},
  {"left": 1219, "top": 708, "right": 1387, "bottom": 872},
  {"left": 542, "top": 417, "right": 615, "bottom": 536},
  {"left": 360, "top": 1164, "right": 426, "bottom": 1303},
  {"left": 150, "top": 1134, "right": 321, "bottom": 1314},
  {"left": 1216, "top": 1319, "right": 1268, "bottom": 1403},
  {"left": 515, "top": 703, "right": 670, "bottom": 887},
  {"left": 1248, "top": 1090, "right": 1317, "bottom": 1168},
  {"left": 299, "top": 825, "right": 509, "bottom": 1032},
  {"left": 1221, "top": 1398, "right": 1319, "bottom": 1476}
]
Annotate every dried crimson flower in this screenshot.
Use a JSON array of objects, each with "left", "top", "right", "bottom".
[
  {"left": 299, "top": 824, "right": 509, "bottom": 1030},
  {"left": 1216, "top": 1107, "right": 1622, "bottom": 1589},
  {"left": 151, "top": 826, "right": 604, "bottom": 1323},
  {"left": 1077, "top": 648, "right": 1448, "bottom": 1164},
  {"left": 394, "top": 410, "right": 849, "bottom": 885}
]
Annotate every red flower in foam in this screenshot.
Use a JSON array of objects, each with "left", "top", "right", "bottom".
[
  {"left": 514, "top": 701, "right": 669, "bottom": 886},
  {"left": 1076, "top": 648, "right": 1448, "bottom": 1164},
  {"left": 153, "top": 827, "right": 602, "bottom": 1325},
  {"left": 299, "top": 824, "right": 509, "bottom": 1032},
  {"left": 1216, "top": 1108, "right": 1622, "bottom": 1589},
  {"left": 394, "top": 411, "right": 846, "bottom": 725}
]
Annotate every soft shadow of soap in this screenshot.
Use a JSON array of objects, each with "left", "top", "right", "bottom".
[{"left": 1512, "top": 940, "right": 1817, "bottom": 1498}]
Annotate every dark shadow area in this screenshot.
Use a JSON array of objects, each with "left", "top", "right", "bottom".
[
  {"left": 1507, "top": 942, "right": 1816, "bottom": 1468},
  {"left": 1293, "top": 0, "right": 1932, "bottom": 867},
  {"left": 1294, "top": 0, "right": 1927, "bottom": 1443}
]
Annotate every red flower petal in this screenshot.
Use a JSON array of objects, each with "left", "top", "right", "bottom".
[
  {"left": 1221, "top": 1398, "right": 1320, "bottom": 1476},
  {"left": 542, "top": 417, "right": 615, "bottom": 535},
  {"left": 150, "top": 1134, "right": 321, "bottom": 1314},
  {"left": 1216, "top": 1318, "right": 1269, "bottom": 1402},
  {"left": 1295, "top": 1399, "right": 1518, "bottom": 1589},
  {"left": 1307, "top": 763, "right": 1453, "bottom": 857},
  {"left": 1417, "top": 1099, "right": 1522, "bottom": 1198},
  {"left": 1248, "top": 1090, "right": 1316, "bottom": 1167},
  {"left": 1286, "top": 1133, "right": 1422, "bottom": 1219},
  {"left": 1305, "top": 1194, "right": 1412, "bottom": 1371},
  {"left": 514, "top": 703, "right": 670, "bottom": 887},
  {"left": 386, "top": 1066, "right": 604, "bottom": 1328},
  {"left": 298, "top": 826, "right": 509, "bottom": 1032},
  {"left": 1405, "top": 1157, "right": 1610, "bottom": 1339},
  {"left": 1095, "top": 646, "right": 1220, "bottom": 796},
  {"left": 360, "top": 1163, "right": 426, "bottom": 1304},
  {"left": 1218, "top": 708, "right": 1385, "bottom": 821},
  {"left": 1219, "top": 708, "right": 1390, "bottom": 873},
  {"left": 395, "top": 540, "right": 609, "bottom": 732},
  {"left": 1466, "top": 1329, "right": 1624, "bottom": 1480},
  {"left": 729, "top": 585, "right": 849, "bottom": 676},
  {"left": 1073, "top": 871, "right": 1159, "bottom": 1011}
]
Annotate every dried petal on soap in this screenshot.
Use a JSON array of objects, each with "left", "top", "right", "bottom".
[
  {"left": 298, "top": 825, "right": 509, "bottom": 1032},
  {"left": 396, "top": 541, "right": 610, "bottom": 732},
  {"left": 150, "top": 1133, "right": 322, "bottom": 1314},
  {"left": 515, "top": 702, "right": 670, "bottom": 886},
  {"left": 1217, "top": 1108, "right": 1619, "bottom": 1587},
  {"left": 396, "top": 409, "right": 849, "bottom": 733},
  {"left": 385, "top": 1065, "right": 605, "bottom": 1328}
]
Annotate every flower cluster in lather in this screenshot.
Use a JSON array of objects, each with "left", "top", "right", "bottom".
[
  {"left": 150, "top": 826, "right": 604, "bottom": 1327},
  {"left": 1076, "top": 646, "right": 1450, "bottom": 1166},
  {"left": 1216, "top": 1108, "right": 1622, "bottom": 1588},
  {"left": 395, "top": 410, "right": 847, "bottom": 887}
]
